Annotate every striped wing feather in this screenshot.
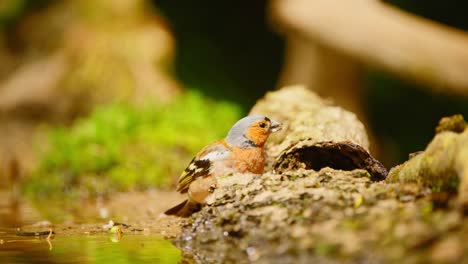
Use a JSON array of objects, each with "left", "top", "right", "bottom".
[{"left": 176, "top": 140, "right": 231, "bottom": 194}]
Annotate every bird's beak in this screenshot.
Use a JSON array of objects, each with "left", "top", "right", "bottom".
[{"left": 269, "top": 120, "right": 282, "bottom": 133}]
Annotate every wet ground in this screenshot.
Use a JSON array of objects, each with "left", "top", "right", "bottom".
[
  {"left": 0, "top": 229, "right": 180, "bottom": 264},
  {"left": 0, "top": 189, "right": 185, "bottom": 264}
]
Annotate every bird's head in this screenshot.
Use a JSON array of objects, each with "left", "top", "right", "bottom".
[{"left": 226, "top": 115, "right": 282, "bottom": 148}]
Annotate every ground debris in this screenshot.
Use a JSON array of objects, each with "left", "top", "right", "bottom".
[{"left": 16, "top": 228, "right": 54, "bottom": 237}]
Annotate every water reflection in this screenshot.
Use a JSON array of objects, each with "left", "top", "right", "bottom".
[
  {"left": 0, "top": 188, "right": 183, "bottom": 264},
  {"left": 0, "top": 228, "right": 181, "bottom": 264}
]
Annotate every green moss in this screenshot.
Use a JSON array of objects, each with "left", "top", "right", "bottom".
[
  {"left": 23, "top": 91, "right": 241, "bottom": 199},
  {"left": 288, "top": 174, "right": 301, "bottom": 181},
  {"left": 314, "top": 241, "right": 340, "bottom": 256},
  {"left": 0, "top": 0, "right": 26, "bottom": 26}
]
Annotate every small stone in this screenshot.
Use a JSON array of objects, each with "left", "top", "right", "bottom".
[
  {"left": 398, "top": 195, "right": 414, "bottom": 202},
  {"left": 99, "top": 208, "right": 109, "bottom": 219},
  {"left": 246, "top": 247, "right": 260, "bottom": 261}
]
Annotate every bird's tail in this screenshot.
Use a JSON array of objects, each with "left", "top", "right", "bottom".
[{"left": 164, "top": 199, "right": 201, "bottom": 217}]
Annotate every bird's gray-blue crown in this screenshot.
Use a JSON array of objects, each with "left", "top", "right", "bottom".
[{"left": 225, "top": 115, "right": 281, "bottom": 148}]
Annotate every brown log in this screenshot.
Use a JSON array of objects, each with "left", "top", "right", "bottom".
[
  {"left": 250, "top": 85, "right": 386, "bottom": 180},
  {"left": 270, "top": 0, "right": 468, "bottom": 95},
  {"left": 276, "top": 36, "right": 364, "bottom": 119}
]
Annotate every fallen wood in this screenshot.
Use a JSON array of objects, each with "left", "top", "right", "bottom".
[
  {"left": 270, "top": 0, "right": 468, "bottom": 95},
  {"left": 250, "top": 85, "right": 386, "bottom": 181}
]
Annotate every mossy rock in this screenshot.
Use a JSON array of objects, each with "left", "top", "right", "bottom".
[{"left": 387, "top": 114, "right": 468, "bottom": 211}]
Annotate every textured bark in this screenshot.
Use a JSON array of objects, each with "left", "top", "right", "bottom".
[
  {"left": 250, "top": 85, "right": 386, "bottom": 180},
  {"left": 387, "top": 115, "right": 468, "bottom": 211}
]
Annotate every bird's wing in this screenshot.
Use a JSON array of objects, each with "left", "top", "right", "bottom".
[{"left": 176, "top": 140, "right": 231, "bottom": 193}]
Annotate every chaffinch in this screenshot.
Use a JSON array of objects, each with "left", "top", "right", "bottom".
[{"left": 164, "top": 115, "right": 282, "bottom": 217}]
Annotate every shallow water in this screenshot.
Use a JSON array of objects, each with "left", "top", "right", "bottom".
[
  {"left": 0, "top": 228, "right": 182, "bottom": 264},
  {"left": 0, "top": 189, "right": 182, "bottom": 264}
]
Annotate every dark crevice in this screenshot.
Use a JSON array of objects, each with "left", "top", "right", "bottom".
[{"left": 275, "top": 141, "right": 388, "bottom": 181}]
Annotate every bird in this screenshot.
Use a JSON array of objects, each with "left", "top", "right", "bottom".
[{"left": 164, "top": 115, "right": 282, "bottom": 217}]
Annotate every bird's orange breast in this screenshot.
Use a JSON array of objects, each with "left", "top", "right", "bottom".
[{"left": 231, "top": 147, "right": 265, "bottom": 174}]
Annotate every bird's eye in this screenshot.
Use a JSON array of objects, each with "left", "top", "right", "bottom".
[{"left": 259, "top": 122, "right": 266, "bottom": 128}]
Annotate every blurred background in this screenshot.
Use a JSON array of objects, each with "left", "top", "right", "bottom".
[
  {"left": 0, "top": 0, "right": 467, "bottom": 201},
  {"left": 0, "top": 0, "right": 467, "bottom": 262}
]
